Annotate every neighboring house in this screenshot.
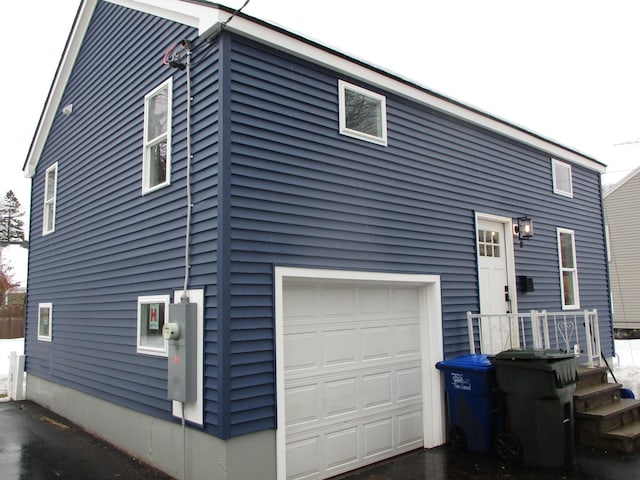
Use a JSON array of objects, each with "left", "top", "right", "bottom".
[
  {"left": 22, "top": 1, "right": 613, "bottom": 479},
  {"left": 604, "top": 167, "right": 640, "bottom": 331}
]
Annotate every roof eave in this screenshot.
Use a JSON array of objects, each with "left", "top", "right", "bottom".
[
  {"left": 24, "top": 0, "right": 605, "bottom": 179},
  {"left": 23, "top": 0, "right": 227, "bottom": 178}
]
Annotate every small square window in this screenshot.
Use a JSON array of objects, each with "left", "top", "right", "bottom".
[
  {"left": 338, "top": 80, "right": 387, "bottom": 146},
  {"left": 552, "top": 159, "right": 573, "bottom": 197},
  {"left": 38, "top": 303, "right": 53, "bottom": 342},
  {"left": 143, "top": 79, "right": 172, "bottom": 194},
  {"left": 43, "top": 163, "right": 58, "bottom": 235},
  {"left": 137, "top": 295, "right": 170, "bottom": 356}
]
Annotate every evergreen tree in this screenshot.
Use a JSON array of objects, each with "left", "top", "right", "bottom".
[{"left": 0, "top": 190, "right": 25, "bottom": 242}]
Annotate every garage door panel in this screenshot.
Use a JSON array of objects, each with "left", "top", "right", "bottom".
[
  {"left": 322, "top": 287, "right": 356, "bottom": 316},
  {"left": 362, "top": 372, "right": 392, "bottom": 409},
  {"left": 284, "top": 332, "right": 318, "bottom": 371},
  {"left": 397, "top": 411, "right": 424, "bottom": 448},
  {"left": 391, "top": 287, "right": 421, "bottom": 312},
  {"left": 325, "top": 378, "right": 358, "bottom": 417},
  {"left": 361, "top": 326, "right": 392, "bottom": 360},
  {"left": 323, "top": 329, "right": 357, "bottom": 366},
  {"left": 363, "top": 418, "right": 394, "bottom": 458},
  {"left": 286, "top": 437, "right": 320, "bottom": 480},
  {"left": 283, "top": 281, "right": 425, "bottom": 479},
  {"left": 285, "top": 384, "right": 320, "bottom": 426},
  {"left": 396, "top": 367, "right": 422, "bottom": 402},
  {"left": 285, "top": 365, "right": 423, "bottom": 434},
  {"left": 284, "top": 286, "right": 320, "bottom": 319},
  {"left": 395, "top": 322, "right": 421, "bottom": 355},
  {"left": 325, "top": 427, "right": 358, "bottom": 470},
  {"left": 359, "top": 287, "right": 390, "bottom": 314}
]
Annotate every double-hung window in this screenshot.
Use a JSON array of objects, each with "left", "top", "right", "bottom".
[
  {"left": 43, "top": 163, "right": 58, "bottom": 235},
  {"left": 557, "top": 228, "right": 580, "bottom": 309},
  {"left": 552, "top": 159, "right": 573, "bottom": 197},
  {"left": 143, "top": 79, "right": 172, "bottom": 194},
  {"left": 338, "top": 80, "right": 387, "bottom": 146}
]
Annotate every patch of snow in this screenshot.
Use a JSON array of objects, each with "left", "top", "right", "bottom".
[{"left": 613, "top": 339, "right": 640, "bottom": 399}]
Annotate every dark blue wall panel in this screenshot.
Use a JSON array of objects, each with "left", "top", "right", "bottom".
[
  {"left": 224, "top": 35, "right": 611, "bottom": 435},
  {"left": 25, "top": 1, "right": 221, "bottom": 433},
  {"left": 26, "top": 4, "right": 611, "bottom": 441}
]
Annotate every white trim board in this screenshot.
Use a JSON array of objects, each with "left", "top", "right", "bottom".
[{"left": 274, "top": 267, "right": 445, "bottom": 480}]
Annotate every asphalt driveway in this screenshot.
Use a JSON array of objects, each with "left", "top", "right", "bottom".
[{"left": 1, "top": 399, "right": 639, "bottom": 479}]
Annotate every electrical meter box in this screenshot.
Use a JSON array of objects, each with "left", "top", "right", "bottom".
[{"left": 165, "top": 302, "right": 197, "bottom": 403}]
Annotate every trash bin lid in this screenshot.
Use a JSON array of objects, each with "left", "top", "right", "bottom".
[
  {"left": 436, "top": 354, "right": 494, "bottom": 372},
  {"left": 490, "top": 348, "right": 575, "bottom": 363}
]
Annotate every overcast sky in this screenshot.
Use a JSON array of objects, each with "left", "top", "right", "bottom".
[{"left": 3, "top": 0, "right": 640, "bottom": 282}]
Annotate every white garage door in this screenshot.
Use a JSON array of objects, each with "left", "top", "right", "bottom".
[{"left": 282, "top": 279, "right": 425, "bottom": 480}]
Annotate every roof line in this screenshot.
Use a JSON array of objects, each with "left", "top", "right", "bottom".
[{"left": 23, "top": 0, "right": 606, "bottom": 178}]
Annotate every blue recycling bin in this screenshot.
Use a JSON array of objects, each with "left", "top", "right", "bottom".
[{"left": 436, "top": 354, "right": 504, "bottom": 453}]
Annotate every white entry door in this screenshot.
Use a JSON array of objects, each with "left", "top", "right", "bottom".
[
  {"left": 477, "top": 218, "right": 517, "bottom": 353},
  {"left": 281, "top": 279, "right": 425, "bottom": 480}
]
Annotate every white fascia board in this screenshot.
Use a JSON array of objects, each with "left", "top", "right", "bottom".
[
  {"left": 224, "top": 16, "right": 605, "bottom": 173},
  {"left": 106, "top": 0, "right": 224, "bottom": 35}
]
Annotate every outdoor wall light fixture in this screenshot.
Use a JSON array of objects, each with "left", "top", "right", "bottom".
[{"left": 515, "top": 216, "right": 534, "bottom": 247}]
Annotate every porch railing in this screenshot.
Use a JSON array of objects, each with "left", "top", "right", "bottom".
[{"left": 466, "top": 309, "right": 603, "bottom": 367}]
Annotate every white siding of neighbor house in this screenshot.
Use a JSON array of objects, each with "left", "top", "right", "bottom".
[{"left": 605, "top": 168, "right": 640, "bottom": 329}]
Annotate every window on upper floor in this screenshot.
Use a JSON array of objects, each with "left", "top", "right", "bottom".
[
  {"left": 338, "top": 80, "right": 387, "bottom": 146},
  {"left": 552, "top": 159, "right": 573, "bottom": 197},
  {"left": 43, "top": 163, "right": 58, "bottom": 236},
  {"left": 557, "top": 228, "right": 580, "bottom": 309},
  {"left": 137, "top": 295, "right": 170, "bottom": 356},
  {"left": 38, "top": 303, "right": 53, "bottom": 342},
  {"left": 143, "top": 79, "right": 172, "bottom": 194}
]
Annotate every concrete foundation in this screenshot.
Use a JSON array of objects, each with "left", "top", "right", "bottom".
[{"left": 26, "top": 375, "right": 277, "bottom": 480}]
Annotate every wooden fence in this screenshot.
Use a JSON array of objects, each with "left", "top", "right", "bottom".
[{"left": 0, "top": 304, "right": 25, "bottom": 338}]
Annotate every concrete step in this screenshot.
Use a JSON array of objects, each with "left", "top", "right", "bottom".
[{"left": 573, "top": 382, "right": 623, "bottom": 412}]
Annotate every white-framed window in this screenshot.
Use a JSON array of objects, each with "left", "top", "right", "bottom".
[
  {"left": 43, "top": 163, "right": 58, "bottom": 235},
  {"left": 557, "top": 228, "right": 580, "bottom": 309},
  {"left": 552, "top": 159, "right": 573, "bottom": 197},
  {"left": 338, "top": 80, "right": 387, "bottom": 146},
  {"left": 143, "top": 79, "right": 172, "bottom": 194},
  {"left": 137, "top": 295, "right": 170, "bottom": 356},
  {"left": 38, "top": 303, "right": 53, "bottom": 342}
]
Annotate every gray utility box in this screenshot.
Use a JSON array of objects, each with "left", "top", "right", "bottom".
[
  {"left": 490, "top": 349, "right": 577, "bottom": 468},
  {"left": 167, "top": 302, "right": 197, "bottom": 403}
]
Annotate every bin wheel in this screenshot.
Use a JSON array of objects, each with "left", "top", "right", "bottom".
[
  {"left": 495, "top": 432, "right": 521, "bottom": 463},
  {"left": 448, "top": 425, "right": 467, "bottom": 451}
]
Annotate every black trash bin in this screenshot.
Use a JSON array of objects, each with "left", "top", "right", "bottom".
[
  {"left": 490, "top": 349, "right": 577, "bottom": 467},
  {"left": 436, "top": 354, "right": 504, "bottom": 453}
]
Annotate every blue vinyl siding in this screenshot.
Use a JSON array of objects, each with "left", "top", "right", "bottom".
[
  {"left": 25, "top": 5, "right": 611, "bottom": 442},
  {"left": 224, "top": 36, "right": 611, "bottom": 435},
  {"left": 25, "top": 1, "right": 222, "bottom": 432}
]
